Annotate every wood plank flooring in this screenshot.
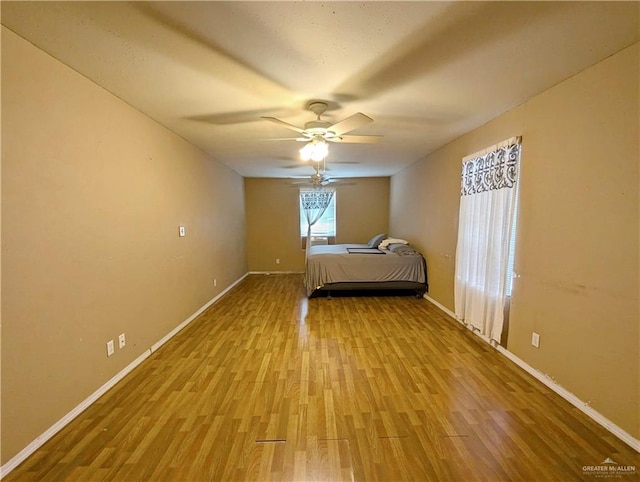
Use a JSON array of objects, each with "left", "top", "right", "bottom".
[{"left": 6, "top": 274, "right": 639, "bottom": 481}]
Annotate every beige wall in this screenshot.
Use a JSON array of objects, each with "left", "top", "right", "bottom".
[
  {"left": 245, "top": 177, "right": 389, "bottom": 272},
  {"left": 391, "top": 43, "right": 639, "bottom": 439},
  {"left": 1, "top": 28, "right": 248, "bottom": 463}
]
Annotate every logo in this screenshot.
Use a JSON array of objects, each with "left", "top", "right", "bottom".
[{"left": 583, "top": 457, "right": 637, "bottom": 478}]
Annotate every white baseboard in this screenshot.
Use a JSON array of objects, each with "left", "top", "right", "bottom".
[
  {"left": 0, "top": 349, "right": 152, "bottom": 478},
  {"left": 0, "top": 272, "right": 250, "bottom": 478},
  {"left": 151, "top": 272, "right": 249, "bottom": 353},
  {"left": 249, "top": 270, "right": 305, "bottom": 275},
  {"left": 424, "top": 294, "right": 457, "bottom": 319},
  {"left": 423, "top": 294, "right": 640, "bottom": 453},
  {"left": 495, "top": 346, "right": 640, "bottom": 452}
]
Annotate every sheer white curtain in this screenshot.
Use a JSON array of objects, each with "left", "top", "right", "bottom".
[
  {"left": 454, "top": 137, "right": 521, "bottom": 343},
  {"left": 300, "top": 188, "right": 335, "bottom": 258}
]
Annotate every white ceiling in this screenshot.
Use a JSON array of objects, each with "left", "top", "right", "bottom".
[{"left": 2, "top": 1, "right": 638, "bottom": 179}]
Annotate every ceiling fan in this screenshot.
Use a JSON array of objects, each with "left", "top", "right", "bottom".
[
  {"left": 262, "top": 101, "right": 383, "bottom": 146},
  {"left": 290, "top": 158, "right": 344, "bottom": 188}
]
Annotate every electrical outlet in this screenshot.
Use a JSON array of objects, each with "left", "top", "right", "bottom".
[
  {"left": 118, "top": 333, "right": 126, "bottom": 349},
  {"left": 276, "top": 258, "right": 280, "bottom": 264},
  {"left": 213, "top": 279, "right": 217, "bottom": 287},
  {"left": 106, "top": 340, "right": 115, "bottom": 357},
  {"left": 531, "top": 332, "right": 540, "bottom": 348}
]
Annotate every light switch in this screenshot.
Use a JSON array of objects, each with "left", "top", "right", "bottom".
[{"left": 179, "top": 226, "right": 186, "bottom": 237}]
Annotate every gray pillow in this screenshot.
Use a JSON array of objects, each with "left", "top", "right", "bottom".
[
  {"left": 389, "top": 244, "right": 420, "bottom": 256},
  {"left": 367, "top": 233, "right": 387, "bottom": 248}
]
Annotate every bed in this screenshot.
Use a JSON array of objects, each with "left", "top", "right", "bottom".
[{"left": 304, "top": 234, "right": 428, "bottom": 298}]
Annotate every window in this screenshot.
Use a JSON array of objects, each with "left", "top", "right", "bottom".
[
  {"left": 299, "top": 189, "right": 336, "bottom": 248},
  {"left": 454, "top": 137, "right": 521, "bottom": 343}
]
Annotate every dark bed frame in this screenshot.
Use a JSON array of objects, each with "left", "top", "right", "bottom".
[{"left": 310, "top": 280, "right": 428, "bottom": 299}]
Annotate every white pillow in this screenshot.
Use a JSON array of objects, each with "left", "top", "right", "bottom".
[{"left": 379, "top": 237, "right": 408, "bottom": 250}]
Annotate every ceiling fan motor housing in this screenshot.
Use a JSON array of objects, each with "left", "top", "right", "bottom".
[{"left": 304, "top": 120, "right": 334, "bottom": 136}]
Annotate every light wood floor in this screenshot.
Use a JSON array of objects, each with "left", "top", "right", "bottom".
[{"left": 6, "top": 274, "right": 639, "bottom": 481}]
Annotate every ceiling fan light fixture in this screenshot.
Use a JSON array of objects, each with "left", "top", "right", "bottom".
[{"left": 300, "top": 139, "right": 329, "bottom": 162}]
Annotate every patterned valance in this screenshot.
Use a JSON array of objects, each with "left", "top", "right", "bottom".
[
  {"left": 461, "top": 140, "right": 521, "bottom": 196},
  {"left": 300, "top": 189, "right": 334, "bottom": 211}
]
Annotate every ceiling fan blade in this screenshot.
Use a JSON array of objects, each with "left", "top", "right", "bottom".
[
  {"left": 328, "top": 113, "right": 373, "bottom": 136},
  {"left": 261, "top": 116, "right": 306, "bottom": 134},
  {"left": 330, "top": 135, "right": 383, "bottom": 144}
]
